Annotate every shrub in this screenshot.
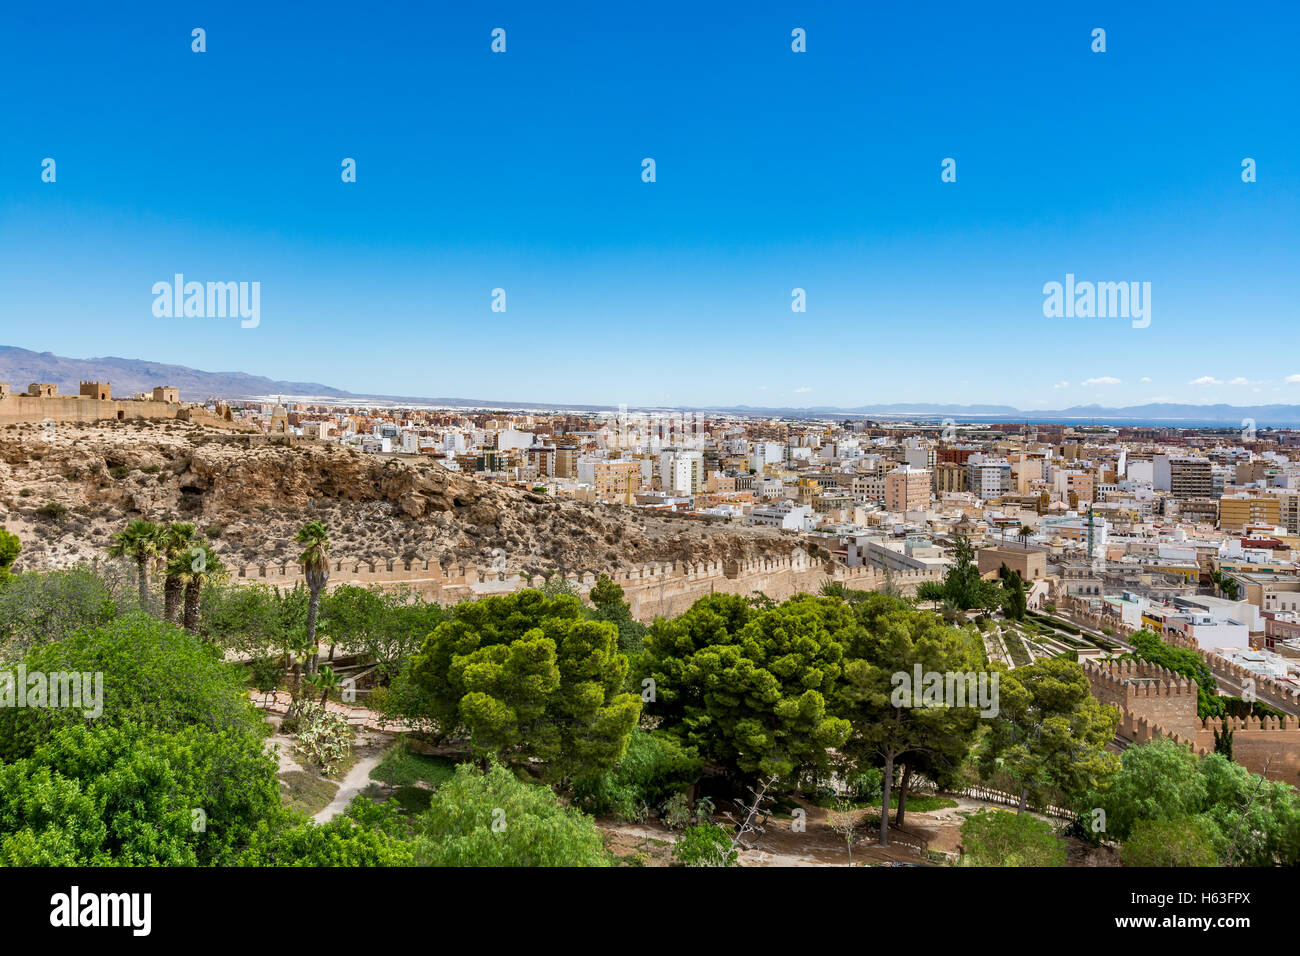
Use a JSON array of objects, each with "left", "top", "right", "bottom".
[
  {"left": 959, "top": 808, "right": 1066, "bottom": 867},
  {"left": 36, "top": 501, "right": 67, "bottom": 521},
  {"left": 294, "top": 703, "right": 354, "bottom": 777},
  {"left": 847, "top": 768, "right": 884, "bottom": 803},
  {"left": 411, "top": 762, "right": 609, "bottom": 867},
  {"left": 1121, "top": 816, "right": 1220, "bottom": 867},
  {"left": 661, "top": 792, "right": 694, "bottom": 829},
  {"left": 571, "top": 728, "right": 703, "bottom": 819},
  {"left": 672, "top": 823, "right": 737, "bottom": 867}
]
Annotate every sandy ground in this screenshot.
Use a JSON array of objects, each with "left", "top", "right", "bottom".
[{"left": 598, "top": 795, "right": 1120, "bottom": 867}]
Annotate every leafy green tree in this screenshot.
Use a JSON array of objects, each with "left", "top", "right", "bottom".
[
  {"left": 1091, "top": 742, "right": 1300, "bottom": 866},
  {"left": 1093, "top": 738, "right": 1206, "bottom": 840},
  {"left": 587, "top": 574, "right": 647, "bottom": 652},
  {"left": 1195, "top": 752, "right": 1300, "bottom": 866},
  {"left": 837, "top": 594, "right": 985, "bottom": 846},
  {"left": 1001, "top": 568, "right": 1028, "bottom": 621},
  {"left": 408, "top": 590, "right": 640, "bottom": 782},
  {"left": 539, "top": 572, "right": 580, "bottom": 598},
  {"left": 571, "top": 728, "right": 703, "bottom": 818},
  {"left": 411, "top": 762, "right": 609, "bottom": 866},
  {"left": 0, "top": 527, "right": 20, "bottom": 582},
  {"left": 0, "top": 611, "right": 262, "bottom": 761},
  {"left": 1121, "top": 816, "right": 1220, "bottom": 867},
  {"left": 0, "top": 589, "right": 419, "bottom": 868},
  {"left": 959, "top": 808, "right": 1066, "bottom": 866},
  {"left": 201, "top": 582, "right": 308, "bottom": 657},
  {"left": 938, "top": 532, "right": 1000, "bottom": 611},
  {"left": 0, "top": 567, "right": 119, "bottom": 660},
  {"left": 295, "top": 520, "right": 331, "bottom": 676},
  {"left": 241, "top": 808, "right": 414, "bottom": 866},
  {"left": 641, "top": 593, "right": 853, "bottom": 782},
  {"left": 0, "top": 720, "right": 281, "bottom": 866},
  {"left": 322, "top": 584, "right": 444, "bottom": 678},
  {"left": 976, "top": 656, "right": 1120, "bottom": 814},
  {"left": 107, "top": 519, "right": 161, "bottom": 608}
]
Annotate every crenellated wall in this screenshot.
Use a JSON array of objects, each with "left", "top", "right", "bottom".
[
  {"left": 226, "top": 551, "right": 945, "bottom": 623},
  {"left": 1083, "top": 659, "right": 1201, "bottom": 738},
  {"left": 1089, "top": 659, "right": 1300, "bottom": 785}
]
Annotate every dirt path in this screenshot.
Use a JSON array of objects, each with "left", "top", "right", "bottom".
[{"left": 312, "top": 752, "right": 384, "bottom": 822}]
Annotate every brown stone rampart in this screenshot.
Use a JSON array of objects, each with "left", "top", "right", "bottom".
[{"left": 226, "top": 552, "right": 945, "bottom": 623}]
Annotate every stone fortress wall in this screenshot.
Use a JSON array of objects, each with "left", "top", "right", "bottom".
[
  {"left": 227, "top": 549, "right": 945, "bottom": 622},
  {"left": 0, "top": 380, "right": 243, "bottom": 429},
  {"left": 1084, "top": 659, "right": 1300, "bottom": 785}
]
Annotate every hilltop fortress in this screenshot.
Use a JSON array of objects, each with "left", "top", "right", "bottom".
[
  {"left": 0, "top": 380, "right": 246, "bottom": 429},
  {"left": 226, "top": 548, "right": 943, "bottom": 622}
]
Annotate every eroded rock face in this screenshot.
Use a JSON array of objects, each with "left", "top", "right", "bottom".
[{"left": 0, "top": 420, "right": 799, "bottom": 573}]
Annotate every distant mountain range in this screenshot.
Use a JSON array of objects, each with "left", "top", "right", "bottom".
[
  {"left": 0, "top": 347, "right": 352, "bottom": 402},
  {"left": 4, "top": 346, "right": 1300, "bottom": 426}
]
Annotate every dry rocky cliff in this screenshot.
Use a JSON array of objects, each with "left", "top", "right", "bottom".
[{"left": 0, "top": 420, "right": 799, "bottom": 574}]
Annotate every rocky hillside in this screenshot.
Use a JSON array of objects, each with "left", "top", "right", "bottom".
[{"left": 0, "top": 420, "right": 799, "bottom": 574}]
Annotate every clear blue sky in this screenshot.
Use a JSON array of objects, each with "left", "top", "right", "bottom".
[{"left": 2, "top": 1, "right": 1297, "bottom": 410}]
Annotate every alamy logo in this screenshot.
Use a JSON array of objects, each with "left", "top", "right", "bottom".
[
  {"left": 1, "top": 664, "right": 102, "bottom": 718},
  {"left": 152, "top": 274, "right": 260, "bottom": 328},
  {"left": 1042, "top": 273, "right": 1150, "bottom": 328},
  {"left": 50, "top": 886, "right": 151, "bottom": 936},
  {"left": 890, "top": 664, "right": 999, "bottom": 718}
]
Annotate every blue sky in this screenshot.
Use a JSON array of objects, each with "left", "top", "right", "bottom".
[{"left": 2, "top": 1, "right": 1297, "bottom": 410}]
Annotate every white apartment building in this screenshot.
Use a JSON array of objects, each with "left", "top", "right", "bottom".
[
  {"left": 967, "top": 456, "right": 1012, "bottom": 500},
  {"left": 659, "top": 450, "right": 704, "bottom": 495},
  {"left": 747, "top": 503, "right": 814, "bottom": 531}
]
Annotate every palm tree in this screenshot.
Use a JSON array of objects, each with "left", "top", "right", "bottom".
[
  {"left": 158, "top": 521, "right": 196, "bottom": 624},
  {"left": 1019, "top": 524, "right": 1033, "bottom": 544},
  {"left": 296, "top": 521, "right": 331, "bottom": 677},
  {"left": 169, "top": 541, "right": 224, "bottom": 632},
  {"left": 305, "top": 664, "right": 342, "bottom": 707},
  {"left": 108, "top": 519, "right": 161, "bottom": 608},
  {"left": 915, "top": 579, "right": 946, "bottom": 610}
]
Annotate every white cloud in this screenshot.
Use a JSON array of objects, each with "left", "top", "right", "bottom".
[
  {"left": 1188, "top": 376, "right": 1223, "bottom": 387},
  {"left": 793, "top": 386, "right": 812, "bottom": 394},
  {"left": 1228, "top": 377, "right": 1250, "bottom": 386},
  {"left": 1051, "top": 380, "right": 1069, "bottom": 389},
  {"left": 1081, "top": 376, "right": 1121, "bottom": 386},
  {"left": 1140, "top": 377, "right": 1152, "bottom": 383},
  {"left": 1286, "top": 374, "right": 1300, "bottom": 385}
]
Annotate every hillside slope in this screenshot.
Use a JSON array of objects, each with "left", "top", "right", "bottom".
[{"left": 0, "top": 420, "right": 797, "bottom": 574}]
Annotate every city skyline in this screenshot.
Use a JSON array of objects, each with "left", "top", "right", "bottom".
[{"left": 3, "top": 1, "right": 1298, "bottom": 409}]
